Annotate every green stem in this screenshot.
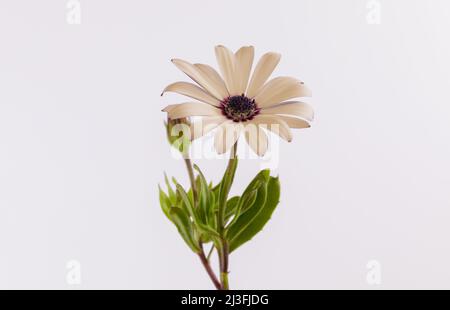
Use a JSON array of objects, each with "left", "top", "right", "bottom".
[
  {"left": 217, "top": 144, "right": 238, "bottom": 232},
  {"left": 198, "top": 244, "right": 222, "bottom": 290},
  {"left": 221, "top": 272, "right": 229, "bottom": 290},
  {"left": 219, "top": 239, "right": 230, "bottom": 290},
  {"left": 184, "top": 158, "right": 197, "bottom": 205},
  {"left": 217, "top": 143, "right": 238, "bottom": 290},
  {"left": 206, "top": 244, "right": 215, "bottom": 261}
]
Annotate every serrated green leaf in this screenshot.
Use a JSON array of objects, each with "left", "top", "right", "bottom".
[
  {"left": 227, "top": 176, "right": 280, "bottom": 253},
  {"left": 169, "top": 207, "right": 200, "bottom": 253}
]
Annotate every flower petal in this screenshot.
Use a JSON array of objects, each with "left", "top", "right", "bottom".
[
  {"left": 171, "top": 58, "right": 225, "bottom": 100},
  {"left": 215, "top": 45, "right": 239, "bottom": 95},
  {"left": 260, "top": 101, "right": 314, "bottom": 121},
  {"left": 161, "top": 104, "right": 178, "bottom": 113},
  {"left": 194, "top": 64, "right": 229, "bottom": 99},
  {"left": 244, "top": 123, "right": 268, "bottom": 156},
  {"left": 162, "top": 82, "right": 220, "bottom": 107},
  {"left": 190, "top": 116, "right": 228, "bottom": 141},
  {"left": 246, "top": 52, "right": 281, "bottom": 98},
  {"left": 214, "top": 121, "right": 241, "bottom": 154},
  {"left": 254, "top": 77, "right": 312, "bottom": 108},
  {"left": 251, "top": 114, "right": 293, "bottom": 142},
  {"left": 276, "top": 115, "right": 311, "bottom": 128},
  {"left": 163, "top": 102, "right": 222, "bottom": 119},
  {"left": 234, "top": 46, "right": 254, "bottom": 95}
]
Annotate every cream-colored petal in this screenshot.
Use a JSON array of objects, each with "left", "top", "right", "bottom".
[
  {"left": 252, "top": 114, "right": 293, "bottom": 142},
  {"left": 162, "top": 104, "right": 178, "bottom": 113},
  {"left": 254, "top": 77, "right": 312, "bottom": 108},
  {"left": 194, "top": 64, "right": 229, "bottom": 99},
  {"left": 162, "top": 82, "right": 220, "bottom": 107},
  {"left": 260, "top": 101, "right": 314, "bottom": 121},
  {"left": 164, "top": 102, "right": 222, "bottom": 119},
  {"left": 234, "top": 46, "right": 254, "bottom": 95},
  {"left": 246, "top": 52, "right": 281, "bottom": 98},
  {"left": 171, "top": 58, "right": 224, "bottom": 100},
  {"left": 276, "top": 115, "right": 311, "bottom": 128},
  {"left": 190, "top": 116, "right": 228, "bottom": 141},
  {"left": 214, "top": 121, "right": 241, "bottom": 154},
  {"left": 215, "top": 45, "right": 239, "bottom": 95},
  {"left": 244, "top": 123, "right": 268, "bottom": 156}
]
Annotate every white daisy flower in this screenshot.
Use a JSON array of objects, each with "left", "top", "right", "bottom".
[{"left": 162, "top": 45, "right": 313, "bottom": 156}]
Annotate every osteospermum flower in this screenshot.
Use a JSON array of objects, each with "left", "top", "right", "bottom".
[{"left": 162, "top": 45, "right": 313, "bottom": 156}]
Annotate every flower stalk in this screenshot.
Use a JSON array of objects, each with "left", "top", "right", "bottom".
[
  {"left": 216, "top": 143, "right": 238, "bottom": 290},
  {"left": 198, "top": 245, "right": 221, "bottom": 290}
]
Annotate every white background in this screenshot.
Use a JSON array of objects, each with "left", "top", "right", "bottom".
[{"left": 1, "top": 0, "right": 450, "bottom": 289}]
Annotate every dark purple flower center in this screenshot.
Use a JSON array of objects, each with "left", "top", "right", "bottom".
[{"left": 221, "top": 94, "right": 260, "bottom": 122}]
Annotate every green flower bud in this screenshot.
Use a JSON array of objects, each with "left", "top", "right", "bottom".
[{"left": 165, "top": 117, "right": 191, "bottom": 157}]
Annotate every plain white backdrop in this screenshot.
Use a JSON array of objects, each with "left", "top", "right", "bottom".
[{"left": 1, "top": 0, "right": 450, "bottom": 289}]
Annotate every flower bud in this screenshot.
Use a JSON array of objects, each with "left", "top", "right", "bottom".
[{"left": 165, "top": 117, "right": 191, "bottom": 157}]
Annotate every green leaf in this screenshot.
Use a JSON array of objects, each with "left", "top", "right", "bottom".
[
  {"left": 218, "top": 155, "right": 238, "bottom": 220},
  {"left": 176, "top": 183, "right": 220, "bottom": 240},
  {"left": 160, "top": 173, "right": 220, "bottom": 251},
  {"left": 225, "top": 179, "right": 267, "bottom": 243},
  {"left": 169, "top": 207, "right": 200, "bottom": 253},
  {"left": 207, "top": 190, "right": 217, "bottom": 230},
  {"left": 164, "top": 173, "right": 177, "bottom": 205},
  {"left": 158, "top": 185, "right": 172, "bottom": 221},
  {"left": 228, "top": 188, "right": 259, "bottom": 227},
  {"left": 170, "top": 177, "right": 183, "bottom": 206},
  {"left": 175, "top": 184, "right": 198, "bottom": 223},
  {"left": 193, "top": 165, "right": 211, "bottom": 224},
  {"left": 211, "top": 182, "right": 220, "bottom": 197},
  {"left": 226, "top": 169, "right": 270, "bottom": 228},
  {"left": 187, "top": 186, "right": 195, "bottom": 207},
  {"left": 227, "top": 175, "right": 280, "bottom": 253},
  {"left": 225, "top": 196, "right": 240, "bottom": 222}
]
